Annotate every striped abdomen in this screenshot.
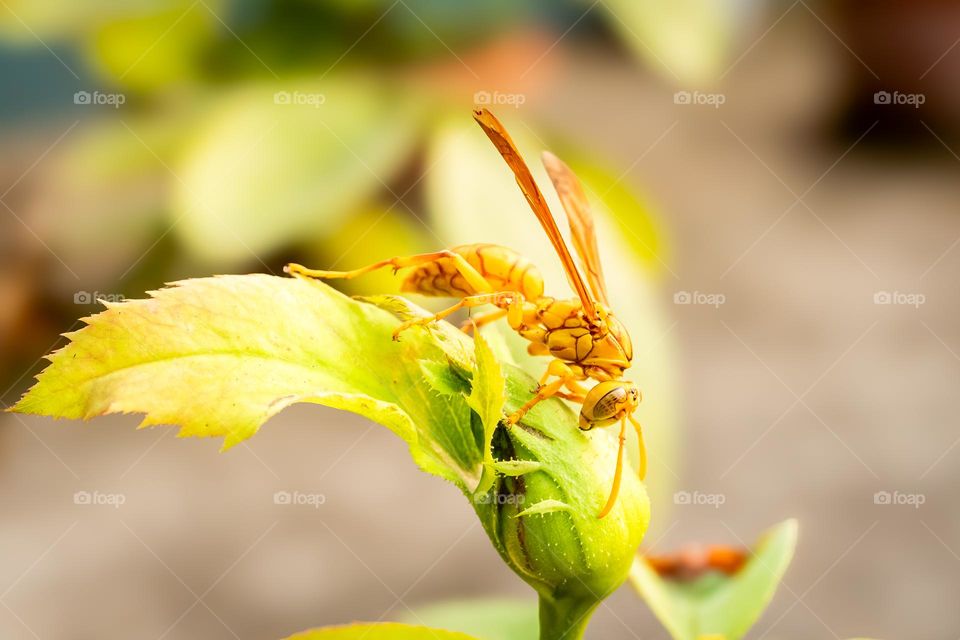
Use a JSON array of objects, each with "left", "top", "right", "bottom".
[{"left": 401, "top": 244, "right": 544, "bottom": 299}]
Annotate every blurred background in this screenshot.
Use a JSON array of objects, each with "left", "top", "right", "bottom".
[{"left": 1, "top": 0, "right": 959, "bottom": 638}]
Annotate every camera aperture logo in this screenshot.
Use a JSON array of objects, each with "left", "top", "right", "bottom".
[
  {"left": 673, "top": 490, "right": 725, "bottom": 508},
  {"left": 74, "top": 291, "right": 126, "bottom": 305},
  {"left": 674, "top": 290, "right": 726, "bottom": 308},
  {"left": 74, "top": 490, "right": 126, "bottom": 508},
  {"left": 873, "top": 490, "right": 925, "bottom": 509},
  {"left": 873, "top": 290, "right": 925, "bottom": 308},
  {"left": 273, "top": 490, "right": 326, "bottom": 508},
  {"left": 473, "top": 492, "right": 524, "bottom": 506},
  {"left": 473, "top": 90, "right": 526, "bottom": 108},
  {"left": 74, "top": 90, "right": 126, "bottom": 109},
  {"left": 873, "top": 90, "right": 925, "bottom": 108},
  {"left": 674, "top": 90, "right": 725, "bottom": 109},
  {"left": 273, "top": 91, "right": 326, "bottom": 108}
]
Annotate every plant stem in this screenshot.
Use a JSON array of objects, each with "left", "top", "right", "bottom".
[{"left": 538, "top": 593, "right": 598, "bottom": 640}]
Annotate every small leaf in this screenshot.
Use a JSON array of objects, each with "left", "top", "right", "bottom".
[
  {"left": 420, "top": 360, "right": 471, "bottom": 397},
  {"left": 400, "top": 598, "right": 538, "bottom": 640},
  {"left": 515, "top": 499, "right": 574, "bottom": 518},
  {"left": 466, "top": 329, "right": 505, "bottom": 495},
  {"left": 492, "top": 460, "right": 542, "bottom": 476},
  {"left": 285, "top": 622, "right": 480, "bottom": 640},
  {"left": 630, "top": 519, "right": 798, "bottom": 640}
]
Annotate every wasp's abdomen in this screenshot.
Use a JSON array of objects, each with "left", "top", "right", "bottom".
[{"left": 401, "top": 244, "right": 544, "bottom": 299}]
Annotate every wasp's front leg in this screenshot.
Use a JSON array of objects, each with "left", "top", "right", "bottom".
[
  {"left": 506, "top": 377, "right": 569, "bottom": 425},
  {"left": 461, "top": 309, "right": 507, "bottom": 333},
  {"left": 507, "top": 359, "right": 579, "bottom": 425},
  {"left": 460, "top": 292, "right": 529, "bottom": 334},
  {"left": 392, "top": 292, "right": 517, "bottom": 340}
]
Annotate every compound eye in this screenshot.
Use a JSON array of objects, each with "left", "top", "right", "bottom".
[{"left": 593, "top": 386, "right": 626, "bottom": 419}]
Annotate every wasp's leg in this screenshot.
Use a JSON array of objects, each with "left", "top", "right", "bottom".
[
  {"left": 461, "top": 308, "right": 508, "bottom": 333},
  {"left": 506, "top": 377, "right": 569, "bottom": 425},
  {"left": 504, "top": 360, "right": 576, "bottom": 423},
  {"left": 461, "top": 290, "right": 529, "bottom": 334},
  {"left": 536, "top": 358, "right": 574, "bottom": 385},
  {"left": 628, "top": 413, "right": 647, "bottom": 480},
  {"left": 597, "top": 416, "right": 628, "bottom": 519},
  {"left": 554, "top": 391, "right": 586, "bottom": 402},
  {"left": 286, "top": 250, "right": 493, "bottom": 295},
  {"left": 392, "top": 292, "right": 511, "bottom": 340},
  {"left": 527, "top": 342, "right": 551, "bottom": 357},
  {"left": 565, "top": 378, "right": 589, "bottom": 395}
]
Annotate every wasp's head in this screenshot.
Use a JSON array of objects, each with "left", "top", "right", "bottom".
[{"left": 579, "top": 380, "right": 641, "bottom": 431}]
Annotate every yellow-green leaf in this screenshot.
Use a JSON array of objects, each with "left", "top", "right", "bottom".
[
  {"left": 466, "top": 329, "right": 505, "bottom": 495},
  {"left": 12, "top": 274, "right": 480, "bottom": 486},
  {"left": 401, "top": 598, "right": 538, "bottom": 640}
]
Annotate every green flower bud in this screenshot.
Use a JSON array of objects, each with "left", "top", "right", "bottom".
[{"left": 473, "top": 377, "right": 650, "bottom": 640}]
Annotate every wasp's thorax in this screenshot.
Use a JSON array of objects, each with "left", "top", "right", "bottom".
[
  {"left": 586, "top": 309, "right": 633, "bottom": 378},
  {"left": 530, "top": 299, "right": 634, "bottom": 379},
  {"left": 578, "top": 380, "right": 641, "bottom": 431}
]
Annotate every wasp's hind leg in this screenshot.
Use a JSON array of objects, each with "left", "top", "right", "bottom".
[{"left": 286, "top": 249, "right": 492, "bottom": 294}]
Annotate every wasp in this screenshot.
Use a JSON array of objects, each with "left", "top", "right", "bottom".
[{"left": 286, "top": 108, "right": 644, "bottom": 518}]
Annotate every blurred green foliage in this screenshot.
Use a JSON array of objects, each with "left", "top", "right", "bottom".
[{"left": 2, "top": 0, "right": 732, "bottom": 294}]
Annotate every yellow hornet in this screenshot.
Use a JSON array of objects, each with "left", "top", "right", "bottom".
[{"left": 286, "top": 108, "right": 644, "bottom": 517}]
